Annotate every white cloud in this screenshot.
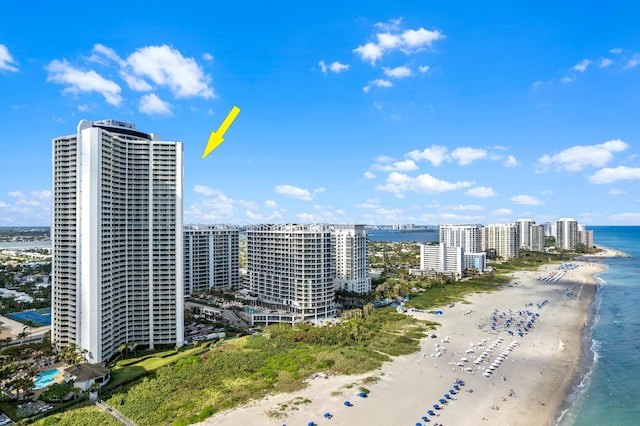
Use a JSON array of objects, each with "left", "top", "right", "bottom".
[
  {"left": 572, "top": 59, "right": 592, "bottom": 72},
  {"left": 363, "top": 171, "right": 377, "bottom": 179},
  {"left": 362, "top": 207, "right": 405, "bottom": 224},
  {"left": 318, "top": 60, "right": 328, "bottom": 74},
  {"left": 353, "top": 42, "right": 384, "bottom": 64},
  {"left": 537, "top": 139, "right": 629, "bottom": 172},
  {"left": 609, "top": 48, "right": 623, "bottom": 54},
  {"left": 401, "top": 28, "right": 445, "bottom": 50},
  {"left": 418, "top": 65, "right": 430, "bottom": 73},
  {"left": 264, "top": 199, "right": 278, "bottom": 208},
  {"left": 354, "top": 22, "right": 444, "bottom": 66},
  {"left": 0, "top": 189, "right": 52, "bottom": 225},
  {"left": 406, "top": 145, "right": 449, "bottom": 166},
  {"left": 465, "top": 186, "right": 497, "bottom": 198},
  {"left": 624, "top": 53, "right": 640, "bottom": 69},
  {"left": 363, "top": 79, "right": 393, "bottom": 93},
  {"left": 608, "top": 188, "right": 626, "bottom": 195},
  {"left": 589, "top": 166, "right": 640, "bottom": 184},
  {"left": 356, "top": 202, "right": 379, "bottom": 209},
  {"left": 0, "top": 44, "right": 19, "bottom": 72},
  {"left": 510, "top": 195, "right": 544, "bottom": 205},
  {"left": 609, "top": 213, "right": 640, "bottom": 224},
  {"left": 376, "top": 33, "right": 403, "bottom": 49},
  {"left": 202, "top": 53, "right": 213, "bottom": 61},
  {"left": 560, "top": 76, "right": 575, "bottom": 83},
  {"left": 46, "top": 59, "right": 122, "bottom": 105},
  {"left": 329, "top": 61, "right": 350, "bottom": 73},
  {"left": 246, "top": 210, "right": 263, "bottom": 220},
  {"left": 531, "top": 80, "right": 546, "bottom": 90},
  {"left": 376, "top": 172, "right": 473, "bottom": 195},
  {"left": 275, "top": 185, "right": 315, "bottom": 201},
  {"left": 186, "top": 186, "right": 259, "bottom": 223},
  {"left": 599, "top": 58, "right": 613, "bottom": 68},
  {"left": 138, "top": 93, "right": 172, "bottom": 116},
  {"left": 127, "top": 45, "right": 214, "bottom": 98},
  {"left": 450, "top": 147, "right": 487, "bottom": 165},
  {"left": 193, "top": 185, "right": 219, "bottom": 196},
  {"left": 374, "top": 18, "right": 403, "bottom": 32},
  {"left": 383, "top": 66, "right": 413, "bottom": 78},
  {"left": 372, "top": 159, "right": 418, "bottom": 172},
  {"left": 504, "top": 155, "right": 519, "bottom": 167},
  {"left": 491, "top": 208, "right": 513, "bottom": 216},
  {"left": 320, "top": 60, "right": 350, "bottom": 74},
  {"left": 450, "top": 204, "right": 484, "bottom": 211}
]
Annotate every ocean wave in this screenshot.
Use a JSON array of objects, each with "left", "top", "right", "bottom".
[{"left": 596, "top": 277, "right": 607, "bottom": 284}]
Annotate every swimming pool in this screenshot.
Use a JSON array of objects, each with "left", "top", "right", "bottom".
[{"left": 33, "top": 368, "right": 62, "bottom": 390}]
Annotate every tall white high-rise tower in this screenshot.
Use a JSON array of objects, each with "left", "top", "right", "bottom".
[{"left": 52, "top": 119, "right": 184, "bottom": 362}]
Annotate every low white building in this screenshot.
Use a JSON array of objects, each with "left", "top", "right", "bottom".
[
  {"left": 420, "top": 243, "right": 463, "bottom": 276},
  {"left": 64, "top": 363, "right": 110, "bottom": 391}
]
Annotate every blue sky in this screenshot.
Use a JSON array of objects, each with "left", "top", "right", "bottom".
[{"left": 1, "top": 1, "right": 640, "bottom": 226}]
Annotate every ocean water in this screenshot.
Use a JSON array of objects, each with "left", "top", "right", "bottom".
[
  {"left": 367, "top": 229, "right": 439, "bottom": 243},
  {"left": 557, "top": 226, "right": 640, "bottom": 425}
]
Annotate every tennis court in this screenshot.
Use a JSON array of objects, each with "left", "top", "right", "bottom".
[{"left": 6, "top": 308, "right": 52, "bottom": 327}]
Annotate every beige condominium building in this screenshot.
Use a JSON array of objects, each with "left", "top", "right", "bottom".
[
  {"left": 246, "top": 224, "right": 336, "bottom": 322},
  {"left": 52, "top": 119, "right": 183, "bottom": 362}
]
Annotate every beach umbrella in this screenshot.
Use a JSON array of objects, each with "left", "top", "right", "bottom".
[
  {"left": 343, "top": 401, "right": 352, "bottom": 407},
  {"left": 428, "top": 410, "right": 436, "bottom": 415},
  {"left": 439, "top": 398, "right": 446, "bottom": 404},
  {"left": 358, "top": 391, "right": 367, "bottom": 398},
  {"left": 324, "top": 412, "right": 332, "bottom": 419},
  {"left": 433, "top": 404, "right": 441, "bottom": 410},
  {"left": 453, "top": 384, "right": 460, "bottom": 390},
  {"left": 449, "top": 389, "right": 456, "bottom": 394}
]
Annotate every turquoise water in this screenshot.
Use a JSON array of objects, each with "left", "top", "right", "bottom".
[
  {"left": 367, "top": 229, "right": 439, "bottom": 243},
  {"left": 557, "top": 226, "right": 640, "bottom": 425},
  {"left": 33, "top": 368, "right": 61, "bottom": 390}
]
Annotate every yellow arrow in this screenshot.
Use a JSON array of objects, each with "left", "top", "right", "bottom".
[{"left": 201, "top": 105, "right": 241, "bottom": 159}]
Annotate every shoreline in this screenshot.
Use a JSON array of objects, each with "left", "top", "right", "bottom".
[{"left": 199, "top": 251, "right": 618, "bottom": 426}]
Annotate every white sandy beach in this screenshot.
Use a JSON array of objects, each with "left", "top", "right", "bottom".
[{"left": 199, "top": 254, "right": 609, "bottom": 426}]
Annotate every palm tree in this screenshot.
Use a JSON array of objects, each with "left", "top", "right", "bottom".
[
  {"left": 118, "top": 343, "right": 128, "bottom": 359},
  {"left": 23, "top": 320, "right": 38, "bottom": 338}
]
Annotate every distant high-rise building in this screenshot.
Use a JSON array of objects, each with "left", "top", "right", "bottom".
[
  {"left": 578, "top": 228, "right": 594, "bottom": 249},
  {"left": 246, "top": 224, "right": 336, "bottom": 321},
  {"left": 556, "top": 218, "right": 579, "bottom": 250},
  {"left": 439, "top": 224, "right": 482, "bottom": 253},
  {"left": 420, "top": 243, "right": 464, "bottom": 276},
  {"left": 52, "top": 119, "right": 184, "bottom": 362},
  {"left": 331, "top": 225, "right": 371, "bottom": 293},
  {"left": 515, "top": 219, "right": 535, "bottom": 250},
  {"left": 481, "top": 224, "right": 519, "bottom": 259},
  {"left": 530, "top": 224, "right": 546, "bottom": 252},
  {"left": 183, "top": 224, "right": 239, "bottom": 296}
]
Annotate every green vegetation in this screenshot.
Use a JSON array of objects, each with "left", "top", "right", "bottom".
[
  {"left": 92, "top": 307, "right": 432, "bottom": 426},
  {"left": 30, "top": 403, "right": 122, "bottom": 426}
]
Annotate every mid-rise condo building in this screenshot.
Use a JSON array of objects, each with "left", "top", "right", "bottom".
[
  {"left": 556, "top": 218, "right": 578, "bottom": 250},
  {"left": 481, "top": 223, "right": 519, "bottom": 259},
  {"left": 439, "top": 224, "right": 482, "bottom": 253},
  {"left": 246, "top": 224, "right": 336, "bottom": 322},
  {"left": 183, "top": 224, "right": 239, "bottom": 296}
]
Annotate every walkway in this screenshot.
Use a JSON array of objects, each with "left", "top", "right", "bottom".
[{"left": 94, "top": 400, "right": 137, "bottom": 426}]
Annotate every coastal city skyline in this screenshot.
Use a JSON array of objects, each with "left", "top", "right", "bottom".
[{"left": 2, "top": 2, "right": 640, "bottom": 227}]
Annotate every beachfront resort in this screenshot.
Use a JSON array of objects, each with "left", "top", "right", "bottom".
[{"left": 0, "top": 215, "right": 608, "bottom": 425}]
